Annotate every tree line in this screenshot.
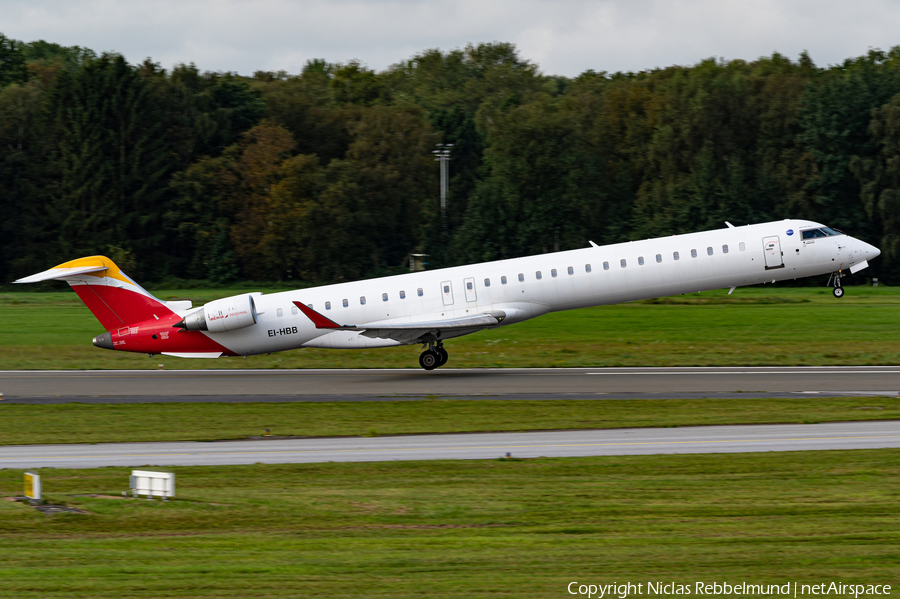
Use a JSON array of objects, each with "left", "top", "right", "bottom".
[{"left": 3, "top": 34, "right": 900, "bottom": 285}]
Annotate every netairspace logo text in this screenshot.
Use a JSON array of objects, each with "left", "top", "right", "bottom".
[{"left": 567, "top": 582, "right": 892, "bottom": 598}]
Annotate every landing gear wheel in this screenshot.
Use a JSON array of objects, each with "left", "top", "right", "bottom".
[
  {"left": 436, "top": 347, "right": 449, "bottom": 367},
  {"left": 828, "top": 270, "right": 845, "bottom": 298},
  {"left": 419, "top": 349, "right": 440, "bottom": 370}
]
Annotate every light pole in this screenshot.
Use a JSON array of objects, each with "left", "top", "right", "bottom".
[{"left": 432, "top": 143, "right": 453, "bottom": 228}]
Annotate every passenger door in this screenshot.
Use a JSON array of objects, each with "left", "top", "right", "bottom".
[
  {"left": 441, "top": 280, "right": 454, "bottom": 306},
  {"left": 463, "top": 277, "right": 477, "bottom": 302},
  {"left": 763, "top": 236, "right": 784, "bottom": 269}
]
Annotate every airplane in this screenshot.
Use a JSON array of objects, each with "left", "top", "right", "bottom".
[{"left": 15, "top": 219, "right": 880, "bottom": 370}]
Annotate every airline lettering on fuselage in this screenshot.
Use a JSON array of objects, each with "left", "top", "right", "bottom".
[{"left": 268, "top": 327, "right": 299, "bottom": 337}]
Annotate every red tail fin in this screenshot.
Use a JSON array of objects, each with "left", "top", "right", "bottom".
[{"left": 14, "top": 256, "right": 176, "bottom": 329}]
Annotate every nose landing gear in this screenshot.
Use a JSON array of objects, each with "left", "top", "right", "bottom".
[
  {"left": 828, "top": 271, "right": 845, "bottom": 298},
  {"left": 419, "top": 341, "right": 449, "bottom": 370}
]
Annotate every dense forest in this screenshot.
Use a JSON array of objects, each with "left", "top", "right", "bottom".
[{"left": 3, "top": 34, "right": 900, "bottom": 285}]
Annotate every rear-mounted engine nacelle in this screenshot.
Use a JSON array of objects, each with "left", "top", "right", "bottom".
[{"left": 175, "top": 294, "right": 259, "bottom": 334}]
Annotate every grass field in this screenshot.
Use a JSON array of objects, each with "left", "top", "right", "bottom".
[
  {"left": 2, "top": 287, "right": 898, "bottom": 595},
  {"left": 1, "top": 285, "right": 900, "bottom": 369},
  {"left": 0, "top": 450, "right": 897, "bottom": 598},
  {"left": 0, "top": 396, "right": 898, "bottom": 445}
]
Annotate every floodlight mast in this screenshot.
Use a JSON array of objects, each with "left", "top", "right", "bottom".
[{"left": 432, "top": 144, "right": 453, "bottom": 228}]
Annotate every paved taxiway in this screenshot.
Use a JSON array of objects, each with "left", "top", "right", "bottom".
[
  {"left": 2, "top": 367, "right": 900, "bottom": 402},
  {"left": 1, "top": 421, "right": 897, "bottom": 469}
]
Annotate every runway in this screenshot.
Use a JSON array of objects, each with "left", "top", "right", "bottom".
[
  {"left": 2, "top": 367, "right": 900, "bottom": 402},
  {"left": 1, "top": 421, "right": 897, "bottom": 469}
]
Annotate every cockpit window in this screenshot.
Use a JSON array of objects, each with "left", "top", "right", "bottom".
[{"left": 802, "top": 227, "right": 844, "bottom": 239}]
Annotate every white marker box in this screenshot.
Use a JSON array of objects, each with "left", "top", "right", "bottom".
[{"left": 130, "top": 470, "right": 174, "bottom": 499}]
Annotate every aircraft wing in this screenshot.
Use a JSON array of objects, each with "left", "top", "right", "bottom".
[{"left": 292, "top": 301, "right": 505, "bottom": 344}]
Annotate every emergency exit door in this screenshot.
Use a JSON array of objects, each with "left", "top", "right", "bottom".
[
  {"left": 441, "top": 280, "right": 454, "bottom": 306},
  {"left": 463, "top": 277, "right": 477, "bottom": 302},
  {"left": 763, "top": 236, "right": 784, "bottom": 269}
]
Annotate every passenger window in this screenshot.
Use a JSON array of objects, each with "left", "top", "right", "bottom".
[
  {"left": 620, "top": 259, "right": 627, "bottom": 268},
  {"left": 277, "top": 308, "right": 283, "bottom": 317},
  {"left": 551, "top": 269, "right": 558, "bottom": 278},
  {"left": 518, "top": 273, "right": 524, "bottom": 282},
  {"left": 739, "top": 242, "right": 746, "bottom": 251},
  {"left": 291, "top": 305, "right": 298, "bottom": 315},
  {"left": 707, "top": 246, "right": 713, "bottom": 256},
  {"left": 567, "top": 266, "right": 574, "bottom": 275},
  {"left": 342, "top": 299, "right": 348, "bottom": 307},
  {"left": 325, "top": 301, "right": 332, "bottom": 310},
  {"left": 603, "top": 261, "right": 609, "bottom": 270},
  {"left": 484, "top": 278, "right": 491, "bottom": 287},
  {"left": 656, "top": 254, "right": 662, "bottom": 263},
  {"left": 691, "top": 249, "right": 697, "bottom": 258},
  {"left": 501, "top": 276, "right": 508, "bottom": 285},
  {"left": 638, "top": 256, "right": 644, "bottom": 265},
  {"left": 585, "top": 264, "right": 592, "bottom": 273},
  {"left": 674, "top": 251, "right": 680, "bottom": 260},
  {"left": 360, "top": 296, "right": 366, "bottom": 305},
  {"left": 536, "top": 271, "right": 542, "bottom": 280},
  {"left": 417, "top": 288, "right": 423, "bottom": 297},
  {"left": 443, "top": 285, "right": 450, "bottom": 293},
  {"left": 399, "top": 290, "right": 406, "bottom": 299},
  {"left": 722, "top": 244, "right": 729, "bottom": 254},
  {"left": 466, "top": 281, "right": 473, "bottom": 290},
  {"left": 382, "top": 293, "right": 388, "bottom": 302}
]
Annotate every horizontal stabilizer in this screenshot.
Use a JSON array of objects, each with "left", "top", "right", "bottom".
[{"left": 14, "top": 265, "right": 108, "bottom": 284}]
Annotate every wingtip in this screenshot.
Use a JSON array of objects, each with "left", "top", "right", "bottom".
[{"left": 292, "top": 301, "right": 342, "bottom": 329}]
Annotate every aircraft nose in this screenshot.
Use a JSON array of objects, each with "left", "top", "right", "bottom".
[{"left": 863, "top": 241, "right": 881, "bottom": 260}]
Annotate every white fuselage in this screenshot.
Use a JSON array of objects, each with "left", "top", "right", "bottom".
[{"left": 200, "top": 219, "right": 879, "bottom": 356}]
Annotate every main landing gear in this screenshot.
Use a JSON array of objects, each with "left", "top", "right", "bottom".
[
  {"left": 419, "top": 341, "right": 449, "bottom": 371},
  {"left": 827, "top": 270, "right": 845, "bottom": 298}
]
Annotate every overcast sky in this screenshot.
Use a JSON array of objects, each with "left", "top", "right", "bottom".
[{"left": 4, "top": 0, "right": 900, "bottom": 77}]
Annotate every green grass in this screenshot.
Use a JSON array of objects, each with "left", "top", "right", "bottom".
[
  {"left": 0, "top": 450, "right": 897, "bottom": 597},
  {"left": 2, "top": 285, "right": 900, "bottom": 369},
  {"left": 3, "top": 286, "right": 895, "bottom": 597},
  {"left": 0, "top": 396, "right": 897, "bottom": 445}
]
